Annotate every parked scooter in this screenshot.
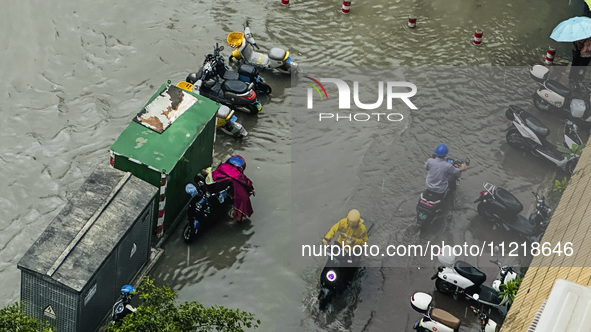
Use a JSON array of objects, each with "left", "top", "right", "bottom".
[
  {"left": 187, "top": 45, "right": 262, "bottom": 114},
  {"left": 318, "top": 221, "right": 374, "bottom": 310},
  {"left": 474, "top": 182, "right": 552, "bottom": 241},
  {"left": 410, "top": 292, "right": 498, "bottom": 332},
  {"left": 227, "top": 20, "right": 299, "bottom": 75},
  {"left": 431, "top": 253, "right": 518, "bottom": 311},
  {"left": 209, "top": 44, "right": 272, "bottom": 96},
  {"left": 416, "top": 158, "right": 470, "bottom": 226},
  {"left": 504, "top": 104, "right": 582, "bottom": 174},
  {"left": 530, "top": 64, "right": 591, "bottom": 127},
  {"left": 176, "top": 81, "right": 248, "bottom": 138}
]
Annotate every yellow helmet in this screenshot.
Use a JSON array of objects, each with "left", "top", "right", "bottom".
[{"left": 347, "top": 209, "right": 361, "bottom": 223}]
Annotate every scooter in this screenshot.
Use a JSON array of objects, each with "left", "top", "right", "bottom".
[
  {"left": 183, "top": 155, "right": 254, "bottom": 243},
  {"left": 431, "top": 253, "right": 518, "bottom": 311},
  {"left": 530, "top": 64, "right": 591, "bottom": 127},
  {"left": 410, "top": 292, "right": 498, "bottom": 332},
  {"left": 111, "top": 285, "right": 137, "bottom": 325},
  {"left": 206, "top": 44, "right": 272, "bottom": 96},
  {"left": 176, "top": 81, "right": 248, "bottom": 138},
  {"left": 504, "top": 104, "right": 582, "bottom": 175},
  {"left": 318, "top": 221, "right": 374, "bottom": 310},
  {"left": 187, "top": 45, "right": 262, "bottom": 115},
  {"left": 227, "top": 20, "right": 299, "bottom": 75},
  {"left": 474, "top": 182, "right": 552, "bottom": 241},
  {"left": 416, "top": 158, "right": 469, "bottom": 226},
  {"left": 182, "top": 180, "right": 232, "bottom": 243}
]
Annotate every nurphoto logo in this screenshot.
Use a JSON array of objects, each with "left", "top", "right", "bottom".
[{"left": 303, "top": 76, "right": 417, "bottom": 122}]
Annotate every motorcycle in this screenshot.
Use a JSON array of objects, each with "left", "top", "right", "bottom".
[
  {"left": 206, "top": 44, "right": 272, "bottom": 96},
  {"left": 317, "top": 221, "right": 374, "bottom": 310},
  {"left": 431, "top": 253, "right": 518, "bottom": 311},
  {"left": 176, "top": 81, "right": 248, "bottom": 138},
  {"left": 530, "top": 64, "right": 591, "bottom": 127},
  {"left": 111, "top": 285, "right": 137, "bottom": 325},
  {"left": 182, "top": 155, "right": 254, "bottom": 243},
  {"left": 416, "top": 158, "right": 470, "bottom": 226},
  {"left": 187, "top": 45, "right": 263, "bottom": 115},
  {"left": 410, "top": 291, "right": 498, "bottom": 332},
  {"left": 182, "top": 180, "right": 232, "bottom": 243},
  {"left": 504, "top": 104, "right": 582, "bottom": 175},
  {"left": 227, "top": 20, "right": 299, "bottom": 75},
  {"left": 474, "top": 182, "right": 552, "bottom": 241}
]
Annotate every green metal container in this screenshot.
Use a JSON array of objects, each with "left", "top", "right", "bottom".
[{"left": 109, "top": 81, "right": 218, "bottom": 237}]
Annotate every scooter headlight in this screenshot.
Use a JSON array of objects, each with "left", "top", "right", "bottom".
[{"left": 326, "top": 270, "right": 337, "bottom": 282}]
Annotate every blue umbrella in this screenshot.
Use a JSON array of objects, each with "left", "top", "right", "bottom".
[{"left": 551, "top": 16, "right": 591, "bottom": 42}]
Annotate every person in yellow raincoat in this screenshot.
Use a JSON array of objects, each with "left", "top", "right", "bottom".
[{"left": 322, "top": 209, "right": 368, "bottom": 247}]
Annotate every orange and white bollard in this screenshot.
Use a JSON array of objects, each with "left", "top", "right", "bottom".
[
  {"left": 341, "top": 0, "right": 351, "bottom": 13},
  {"left": 472, "top": 29, "right": 483, "bottom": 45},
  {"left": 281, "top": 0, "right": 289, "bottom": 5},
  {"left": 408, "top": 15, "right": 417, "bottom": 29},
  {"left": 544, "top": 47, "right": 556, "bottom": 65}
]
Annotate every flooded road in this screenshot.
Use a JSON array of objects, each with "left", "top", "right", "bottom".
[{"left": 0, "top": 0, "right": 586, "bottom": 331}]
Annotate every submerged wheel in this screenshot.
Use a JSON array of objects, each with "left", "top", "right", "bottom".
[
  {"left": 566, "top": 160, "right": 577, "bottom": 175},
  {"left": 435, "top": 278, "right": 455, "bottom": 294},
  {"left": 533, "top": 93, "right": 551, "bottom": 112},
  {"left": 257, "top": 82, "right": 272, "bottom": 95},
  {"left": 182, "top": 223, "right": 198, "bottom": 244},
  {"left": 506, "top": 129, "right": 525, "bottom": 149},
  {"left": 318, "top": 288, "right": 332, "bottom": 310}
]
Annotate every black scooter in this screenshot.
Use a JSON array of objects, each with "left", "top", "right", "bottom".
[
  {"left": 182, "top": 180, "right": 232, "bottom": 244},
  {"left": 208, "top": 44, "right": 272, "bottom": 96},
  {"left": 474, "top": 182, "right": 552, "bottom": 241},
  {"left": 187, "top": 45, "right": 262, "bottom": 114},
  {"left": 416, "top": 158, "right": 469, "bottom": 226},
  {"left": 318, "top": 221, "right": 374, "bottom": 310}
]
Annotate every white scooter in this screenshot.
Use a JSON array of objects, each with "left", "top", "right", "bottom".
[
  {"left": 431, "top": 252, "right": 518, "bottom": 311},
  {"left": 530, "top": 64, "right": 591, "bottom": 127},
  {"left": 504, "top": 104, "right": 582, "bottom": 174},
  {"left": 411, "top": 292, "right": 498, "bottom": 332},
  {"left": 227, "top": 20, "right": 298, "bottom": 75}
]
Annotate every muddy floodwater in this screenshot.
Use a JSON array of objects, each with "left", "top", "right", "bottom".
[{"left": 0, "top": 1, "right": 586, "bottom": 331}]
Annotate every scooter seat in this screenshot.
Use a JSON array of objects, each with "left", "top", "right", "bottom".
[
  {"left": 494, "top": 188, "right": 523, "bottom": 214},
  {"left": 431, "top": 308, "right": 461, "bottom": 330},
  {"left": 268, "top": 47, "right": 287, "bottom": 61},
  {"left": 521, "top": 111, "right": 550, "bottom": 137},
  {"left": 222, "top": 80, "right": 249, "bottom": 94},
  {"left": 222, "top": 71, "right": 240, "bottom": 81},
  {"left": 454, "top": 261, "right": 486, "bottom": 286},
  {"left": 476, "top": 284, "right": 504, "bottom": 305},
  {"left": 546, "top": 79, "right": 571, "bottom": 97},
  {"left": 421, "top": 189, "right": 445, "bottom": 202}
]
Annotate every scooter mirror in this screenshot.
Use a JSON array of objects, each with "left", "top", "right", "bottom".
[{"left": 219, "top": 46, "right": 224, "bottom": 52}]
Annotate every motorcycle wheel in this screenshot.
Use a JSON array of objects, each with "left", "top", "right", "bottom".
[
  {"left": 533, "top": 93, "right": 551, "bottom": 112},
  {"left": 435, "top": 278, "right": 455, "bottom": 294},
  {"left": 182, "top": 223, "right": 198, "bottom": 243},
  {"left": 318, "top": 288, "right": 331, "bottom": 310},
  {"left": 566, "top": 160, "right": 577, "bottom": 175},
  {"left": 505, "top": 129, "right": 525, "bottom": 149},
  {"left": 257, "top": 82, "right": 272, "bottom": 95}
]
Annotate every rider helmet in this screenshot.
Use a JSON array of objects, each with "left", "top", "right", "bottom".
[
  {"left": 121, "top": 285, "right": 135, "bottom": 295},
  {"left": 226, "top": 155, "right": 246, "bottom": 171},
  {"left": 346, "top": 209, "right": 361, "bottom": 225},
  {"left": 185, "top": 183, "right": 198, "bottom": 197},
  {"left": 433, "top": 144, "right": 449, "bottom": 157}
]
